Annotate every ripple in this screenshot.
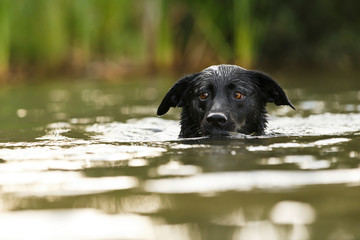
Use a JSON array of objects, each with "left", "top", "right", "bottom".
[
  {"left": 86, "top": 117, "right": 179, "bottom": 142},
  {"left": 267, "top": 113, "right": 360, "bottom": 136},
  {"left": 85, "top": 113, "right": 360, "bottom": 144},
  {"left": 0, "top": 144, "right": 165, "bottom": 164},
  {"left": 247, "top": 137, "right": 350, "bottom": 151}
]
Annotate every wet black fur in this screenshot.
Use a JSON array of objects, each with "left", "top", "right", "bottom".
[{"left": 157, "top": 64, "right": 295, "bottom": 138}]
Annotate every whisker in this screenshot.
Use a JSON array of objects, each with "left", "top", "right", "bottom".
[{"left": 183, "top": 122, "right": 201, "bottom": 137}]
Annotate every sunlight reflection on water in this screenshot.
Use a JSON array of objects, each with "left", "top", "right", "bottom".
[
  {"left": 0, "top": 209, "right": 154, "bottom": 240},
  {"left": 144, "top": 168, "right": 360, "bottom": 194},
  {"left": 0, "top": 144, "right": 165, "bottom": 162},
  {"left": 0, "top": 171, "right": 138, "bottom": 196},
  {"left": 258, "top": 155, "right": 331, "bottom": 170},
  {"left": 247, "top": 138, "right": 350, "bottom": 152}
]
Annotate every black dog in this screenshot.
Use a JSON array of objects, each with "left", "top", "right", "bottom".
[{"left": 157, "top": 64, "right": 295, "bottom": 138}]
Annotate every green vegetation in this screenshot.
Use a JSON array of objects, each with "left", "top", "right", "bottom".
[
  {"left": 0, "top": 0, "right": 359, "bottom": 81},
  {"left": 0, "top": 0, "right": 11, "bottom": 79}
]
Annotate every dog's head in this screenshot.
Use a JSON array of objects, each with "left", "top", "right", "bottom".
[{"left": 157, "top": 64, "right": 295, "bottom": 138}]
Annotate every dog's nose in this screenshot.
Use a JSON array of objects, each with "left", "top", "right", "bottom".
[{"left": 206, "top": 113, "right": 228, "bottom": 127}]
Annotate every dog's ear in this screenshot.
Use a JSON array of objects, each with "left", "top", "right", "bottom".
[
  {"left": 251, "top": 71, "right": 295, "bottom": 110},
  {"left": 157, "top": 73, "right": 200, "bottom": 116}
]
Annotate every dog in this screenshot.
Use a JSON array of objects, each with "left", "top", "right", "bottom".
[{"left": 157, "top": 64, "right": 295, "bottom": 138}]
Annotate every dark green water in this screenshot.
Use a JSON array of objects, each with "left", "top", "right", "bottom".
[{"left": 1, "top": 73, "right": 360, "bottom": 240}]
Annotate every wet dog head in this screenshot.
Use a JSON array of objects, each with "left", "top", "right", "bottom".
[{"left": 157, "top": 64, "right": 295, "bottom": 138}]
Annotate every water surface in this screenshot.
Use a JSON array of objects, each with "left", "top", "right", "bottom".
[{"left": 0, "top": 74, "right": 360, "bottom": 240}]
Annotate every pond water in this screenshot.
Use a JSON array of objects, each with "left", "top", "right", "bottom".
[{"left": 0, "top": 73, "right": 360, "bottom": 240}]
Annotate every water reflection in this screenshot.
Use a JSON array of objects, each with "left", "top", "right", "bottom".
[
  {"left": 271, "top": 201, "right": 316, "bottom": 225},
  {"left": 232, "top": 221, "right": 279, "bottom": 240},
  {"left": 144, "top": 169, "right": 360, "bottom": 194},
  {"left": 152, "top": 160, "right": 202, "bottom": 177},
  {"left": 81, "top": 89, "right": 118, "bottom": 109},
  {"left": 247, "top": 137, "right": 350, "bottom": 152},
  {"left": 0, "top": 209, "right": 154, "bottom": 240},
  {"left": 0, "top": 171, "right": 137, "bottom": 196},
  {"left": 269, "top": 201, "right": 315, "bottom": 240},
  {"left": 16, "top": 109, "right": 28, "bottom": 118},
  {"left": 259, "top": 155, "right": 331, "bottom": 170}
]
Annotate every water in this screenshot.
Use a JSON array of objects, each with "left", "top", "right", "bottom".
[{"left": 0, "top": 74, "right": 360, "bottom": 240}]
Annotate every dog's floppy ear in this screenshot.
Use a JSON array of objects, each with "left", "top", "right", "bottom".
[
  {"left": 251, "top": 71, "right": 295, "bottom": 110},
  {"left": 157, "top": 73, "right": 200, "bottom": 116}
]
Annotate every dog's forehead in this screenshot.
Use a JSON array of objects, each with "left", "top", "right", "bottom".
[
  {"left": 198, "top": 64, "right": 250, "bottom": 85},
  {"left": 201, "top": 65, "right": 248, "bottom": 82},
  {"left": 192, "top": 65, "right": 258, "bottom": 93}
]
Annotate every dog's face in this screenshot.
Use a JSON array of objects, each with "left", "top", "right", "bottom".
[{"left": 157, "top": 65, "right": 295, "bottom": 138}]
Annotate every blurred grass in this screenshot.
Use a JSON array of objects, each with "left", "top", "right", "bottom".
[
  {"left": 0, "top": 0, "right": 359, "bottom": 82},
  {"left": 0, "top": 0, "right": 11, "bottom": 79},
  {"left": 234, "top": 0, "right": 269, "bottom": 68}
]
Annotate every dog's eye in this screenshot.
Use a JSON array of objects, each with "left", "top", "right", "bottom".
[
  {"left": 233, "top": 91, "right": 244, "bottom": 99},
  {"left": 199, "top": 92, "right": 209, "bottom": 100}
]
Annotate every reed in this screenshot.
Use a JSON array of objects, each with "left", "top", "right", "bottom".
[
  {"left": 192, "top": 2, "right": 232, "bottom": 62},
  {"left": 0, "top": 0, "right": 354, "bottom": 80},
  {"left": 233, "top": 0, "right": 268, "bottom": 68},
  {"left": 0, "top": 0, "right": 11, "bottom": 79},
  {"left": 0, "top": 0, "right": 286, "bottom": 79},
  {"left": 0, "top": 0, "right": 272, "bottom": 78}
]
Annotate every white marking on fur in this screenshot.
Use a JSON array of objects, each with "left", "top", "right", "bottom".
[
  {"left": 205, "top": 65, "right": 220, "bottom": 72},
  {"left": 204, "top": 64, "right": 247, "bottom": 73}
]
